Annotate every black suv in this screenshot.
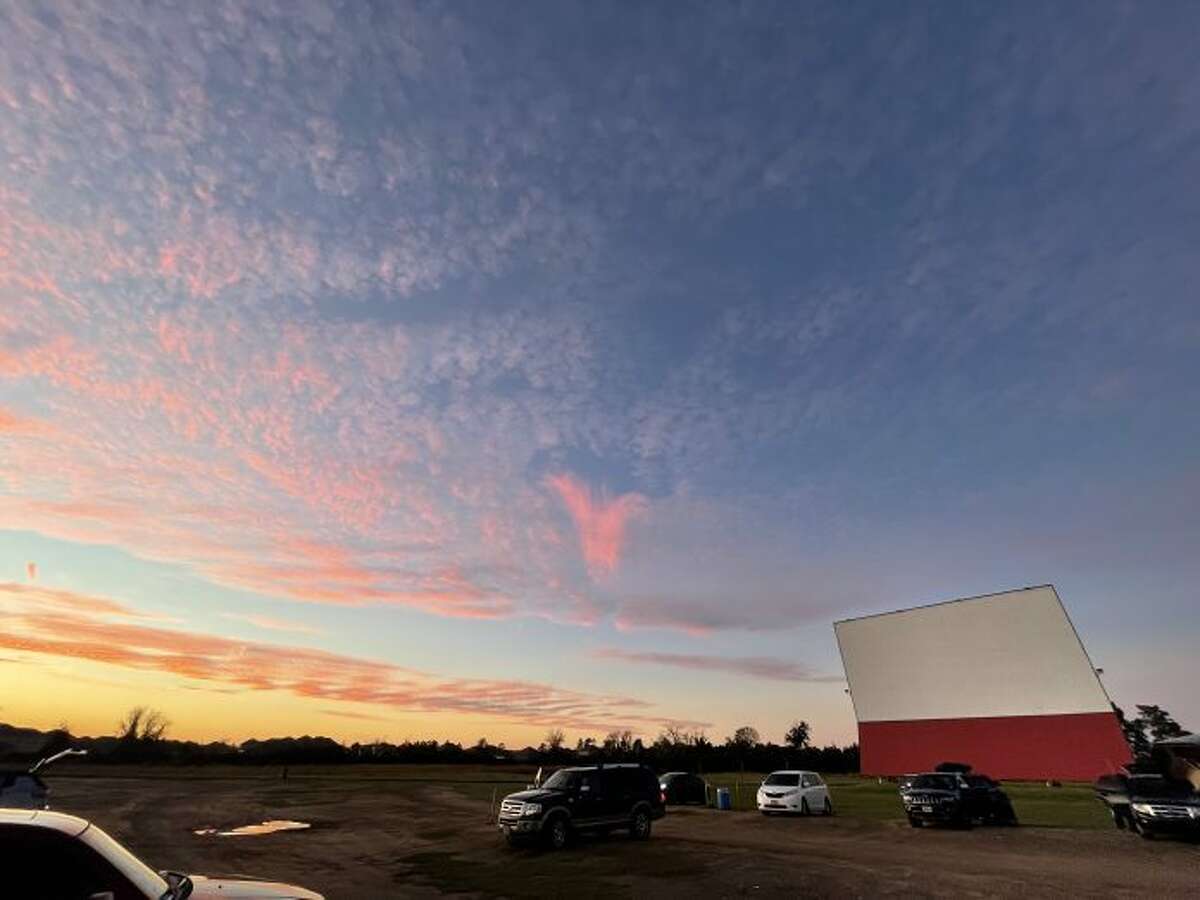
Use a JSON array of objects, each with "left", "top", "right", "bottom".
[
  {"left": 900, "top": 771, "right": 1018, "bottom": 828},
  {"left": 1095, "top": 773, "right": 1200, "bottom": 839},
  {"left": 498, "top": 764, "right": 666, "bottom": 849}
]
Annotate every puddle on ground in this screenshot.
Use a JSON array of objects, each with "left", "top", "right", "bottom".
[{"left": 194, "top": 819, "right": 311, "bottom": 837}]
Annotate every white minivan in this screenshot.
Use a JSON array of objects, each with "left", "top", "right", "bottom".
[{"left": 756, "top": 770, "right": 833, "bottom": 816}]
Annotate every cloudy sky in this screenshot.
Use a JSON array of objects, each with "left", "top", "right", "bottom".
[{"left": 1, "top": 1, "right": 1197, "bottom": 746}]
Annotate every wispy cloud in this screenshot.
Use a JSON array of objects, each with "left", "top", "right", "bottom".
[
  {"left": 0, "top": 582, "right": 687, "bottom": 733},
  {"left": 320, "top": 708, "right": 390, "bottom": 722},
  {"left": 592, "top": 647, "right": 842, "bottom": 683},
  {"left": 219, "top": 612, "right": 322, "bottom": 636}
]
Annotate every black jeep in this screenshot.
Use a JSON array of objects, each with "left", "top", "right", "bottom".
[
  {"left": 497, "top": 764, "right": 666, "bottom": 849},
  {"left": 900, "top": 770, "right": 1018, "bottom": 828}
]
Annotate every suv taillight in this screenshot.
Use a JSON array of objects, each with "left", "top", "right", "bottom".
[{"left": 660, "top": 790, "right": 666, "bottom": 804}]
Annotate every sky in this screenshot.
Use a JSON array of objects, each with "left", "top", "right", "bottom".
[{"left": 1, "top": 1, "right": 1198, "bottom": 749}]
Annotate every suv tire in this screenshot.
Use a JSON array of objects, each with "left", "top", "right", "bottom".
[
  {"left": 822, "top": 796, "right": 833, "bottom": 816},
  {"left": 545, "top": 815, "right": 571, "bottom": 850},
  {"left": 630, "top": 807, "right": 652, "bottom": 840}
]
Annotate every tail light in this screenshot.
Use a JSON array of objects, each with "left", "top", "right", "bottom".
[{"left": 660, "top": 790, "right": 667, "bottom": 804}]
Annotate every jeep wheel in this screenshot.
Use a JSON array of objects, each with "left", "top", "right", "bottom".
[
  {"left": 800, "top": 798, "right": 810, "bottom": 816},
  {"left": 908, "top": 815, "right": 922, "bottom": 828},
  {"left": 630, "top": 808, "right": 652, "bottom": 840},
  {"left": 822, "top": 797, "right": 833, "bottom": 816},
  {"left": 545, "top": 816, "right": 570, "bottom": 850}
]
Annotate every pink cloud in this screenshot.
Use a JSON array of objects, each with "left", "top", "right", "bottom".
[
  {"left": 0, "top": 189, "right": 620, "bottom": 631},
  {"left": 547, "top": 473, "right": 647, "bottom": 577},
  {"left": 219, "top": 612, "right": 322, "bottom": 636},
  {"left": 0, "top": 583, "right": 684, "bottom": 732},
  {"left": 0, "top": 408, "right": 46, "bottom": 435}
]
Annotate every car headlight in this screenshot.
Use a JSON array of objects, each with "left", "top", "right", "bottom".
[
  {"left": 522, "top": 802, "right": 542, "bottom": 816},
  {"left": 1131, "top": 803, "right": 1154, "bottom": 815}
]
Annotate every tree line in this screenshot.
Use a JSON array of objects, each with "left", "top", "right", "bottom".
[
  {"left": 3, "top": 709, "right": 859, "bottom": 771},
  {"left": 7, "top": 704, "right": 1188, "bottom": 771}
]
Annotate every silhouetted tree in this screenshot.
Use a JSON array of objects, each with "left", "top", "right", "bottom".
[
  {"left": 784, "top": 721, "right": 811, "bottom": 750},
  {"left": 543, "top": 729, "right": 565, "bottom": 753},
  {"left": 727, "top": 726, "right": 760, "bottom": 748},
  {"left": 1117, "top": 703, "right": 1191, "bottom": 761},
  {"left": 117, "top": 707, "right": 170, "bottom": 742},
  {"left": 1136, "top": 705, "right": 1188, "bottom": 741}
]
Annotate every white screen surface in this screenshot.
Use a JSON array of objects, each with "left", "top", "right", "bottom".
[{"left": 834, "top": 586, "right": 1112, "bottom": 723}]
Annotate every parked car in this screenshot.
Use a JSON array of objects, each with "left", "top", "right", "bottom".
[
  {"left": 1096, "top": 733, "right": 1200, "bottom": 839},
  {"left": 900, "top": 771, "right": 1017, "bottom": 828},
  {"left": 659, "top": 772, "right": 708, "bottom": 806},
  {"left": 1095, "top": 773, "right": 1200, "bottom": 839},
  {"left": 497, "top": 763, "right": 666, "bottom": 849},
  {"left": 756, "top": 770, "right": 833, "bottom": 816},
  {"left": 0, "top": 808, "right": 323, "bottom": 898}
]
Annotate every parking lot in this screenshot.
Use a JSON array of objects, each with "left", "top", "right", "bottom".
[{"left": 48, "top": 767, "right": 1198, "bottom": 898}]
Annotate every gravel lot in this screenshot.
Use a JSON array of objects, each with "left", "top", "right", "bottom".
[{"left": 47, "top": 769, "right": 1199, "bottom": 898}]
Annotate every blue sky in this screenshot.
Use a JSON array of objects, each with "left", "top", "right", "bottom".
[{"left": 0, "top": 1, "right": 1197, "bottom": 745}]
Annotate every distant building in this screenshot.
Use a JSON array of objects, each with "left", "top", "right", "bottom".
[{"left": 834, "top": 585, "right": 1131, "bottom": 781}]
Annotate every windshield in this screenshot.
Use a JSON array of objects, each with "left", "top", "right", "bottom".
[
  {"left": 541, "top": 769, "right": 582, "bottom": 790},
  {"left": 911, "top": 775, "right": 961, "bottom": 791},
  {"left": 1130, "top": 776, "right": 1196, "bottom": 799},
  {"left": 78, "top": 824, "right": 169, "bottom": 897},
  {"left": 763, "top": 773, "right": 800, "bottom": 787}
]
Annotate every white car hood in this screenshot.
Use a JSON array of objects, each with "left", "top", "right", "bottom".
[{"left": 187, "top": 874, "right": 323, "bottom": 899}]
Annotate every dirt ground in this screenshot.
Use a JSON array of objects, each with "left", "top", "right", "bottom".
[{"left": 48, "top": 769, "right": 1198, "bottom": 899}]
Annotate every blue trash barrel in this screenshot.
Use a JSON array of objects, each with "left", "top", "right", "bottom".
[{"left": 716, "top": 787, "right": 731, "bottom": 810}]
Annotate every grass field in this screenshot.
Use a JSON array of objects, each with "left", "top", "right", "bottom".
[
  {"left": 51, "top": 763, "right": 1112, "bottom": 830},
  {"left": 698, "top": 772, "right": 1112, "bottom": 829}
]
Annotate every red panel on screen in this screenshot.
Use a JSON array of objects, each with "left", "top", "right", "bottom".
[{"left": 859, "top": 711, "right": 1131, "bottom": 781}]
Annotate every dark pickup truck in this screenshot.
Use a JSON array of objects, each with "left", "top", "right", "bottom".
[
  {"left": 497, "top": 764, "right": 665, "bottom": 849},
  {"left": 900, "top": 771, "right": 1018, "bottom": 828}
]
